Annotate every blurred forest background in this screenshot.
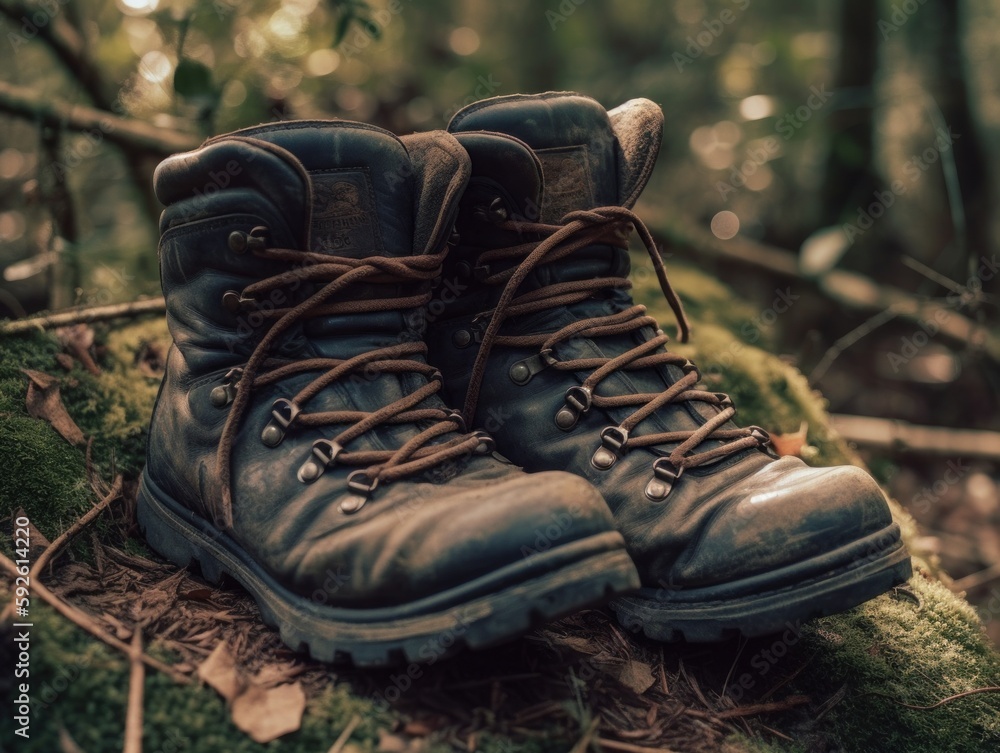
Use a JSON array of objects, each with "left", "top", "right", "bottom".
[{"left": 1, "top": 0, "right": 999, "bottom": 644}]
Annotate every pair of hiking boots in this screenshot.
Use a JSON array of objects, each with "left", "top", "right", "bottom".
[{"left": 138, "top": 92, "right": 911, "bottom": 666}]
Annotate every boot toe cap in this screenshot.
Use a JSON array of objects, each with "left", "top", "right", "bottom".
[
  {"left": 673, "top": 458, "right": 894, "bottom": 587},
  {"left": 290, "top": 470, "right": 624, "bottom": 607}
]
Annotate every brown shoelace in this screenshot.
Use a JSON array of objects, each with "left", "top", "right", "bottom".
[
  {"left": 463, "top": 206, "right": 768, "bottom": 478},
  {"left": 214, "top": 229, "right": 486, "bottom": 529}
]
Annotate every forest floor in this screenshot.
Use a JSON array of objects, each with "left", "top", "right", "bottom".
[{"left": 1, "top": 260, "right": 999, "bottom": 753}]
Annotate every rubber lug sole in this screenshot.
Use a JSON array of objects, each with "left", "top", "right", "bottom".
[
  {"left": 137, "top": 473, "right": 640, "bottom": 666},
  {"left": 610, "top": 524, "right": 912, "bottom": 642}
]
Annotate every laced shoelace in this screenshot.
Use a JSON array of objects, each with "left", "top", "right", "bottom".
[
  {"left": 213, "top": 227, "right": 489, "bottom": 529},
  {"left": 462, "top": 207, "right": 770, "bottom": 496}
]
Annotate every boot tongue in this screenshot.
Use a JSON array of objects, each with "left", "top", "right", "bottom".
[
  {"left": 449, "top": 93, "right": 618, "bottom": 223},
  {"left": 229, "top": 120, "right": 414, "bottom": 256}
]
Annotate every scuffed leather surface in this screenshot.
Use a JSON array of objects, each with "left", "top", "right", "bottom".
[
  {"left": 147, "top": 121, "right": 619, "bottom": 607},
  {"left": 429, "top": 94, "right": 894, "bottom": 590}
]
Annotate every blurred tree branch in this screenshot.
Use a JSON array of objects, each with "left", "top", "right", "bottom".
[
  {"left": 0, "top": 80, "right": 201, "bottom": 154},
  {"left": 0, "top": 0, "right": 108, "bottom": 107},
  {"left": 659, "top": 217, "right": 1000, "bottom": 367},
  {"left": 0, "top": 0, "right": 171, "bottom": 220}
]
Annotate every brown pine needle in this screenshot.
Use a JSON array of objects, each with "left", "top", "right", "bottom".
[
  {"left": 568, "top": 718, "right": 600, "bottom": 753},
  {"left": 326, "top": 714, "right": 362, "bottom": 753},
  {"left": 123, "top": 630, "right": 145, "bottom": 753},
  {"left": 0, "top": 475, "right": 123, "bottom": 624},
  {"left": 868, "top": 687, "right": 1000, "bottom": 710},
  {"left": 0, "top": 551, "right": 189, "bottom": 684},
  {"left": 595, "top": 737, "right": 680, "bottom": 753}
]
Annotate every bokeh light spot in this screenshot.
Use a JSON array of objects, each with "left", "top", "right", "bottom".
[{"left": 711, "top": 211, "right": 740, "bottom": 240}]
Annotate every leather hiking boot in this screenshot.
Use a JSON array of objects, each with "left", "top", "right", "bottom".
[
  {"left": 138, "top": 119, "right": 640, "bottom": 665},
  {"left": 425, "top": 92, "right": 912, "bottom": 642}
]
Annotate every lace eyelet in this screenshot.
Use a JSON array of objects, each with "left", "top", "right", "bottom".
[
  {"left": 340, "top": 471, "right": 379, "bottom": 514},
  {"left": 298, "top": 439, "right": 343, "bottom": 483},
  {"left": 555, "top": 385, "right": 592, "bottom": 430},
  {"left": 209, "top": 367, "right": 243, "bottom": 407},
  {"left": 591, "top": 426, "right": 629, "bottom": 470},
  {"left": 645, "top": 459, "right": 684, "bottom": 501},
  {"left": 261, "top": 398, "right": 300, "bottom": 447},
  {"left": 509, "top": 349, "right": 557, "bottom": 386}
]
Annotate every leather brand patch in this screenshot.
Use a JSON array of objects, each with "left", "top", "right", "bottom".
[
  {"left": 536, "top": 145, "right": 596, "bottom": 224},
  {"left": 309, "top": 169, "right": 383, "bottom": 255}
]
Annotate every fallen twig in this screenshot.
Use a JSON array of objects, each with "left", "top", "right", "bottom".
[
  {"left": 865, "top": 686, "right": 1000, "bottom": 710},
  {"left": 595, "top": 738, "right": 680, "bottom": 753},
  {"left": 685, "top": 695, "right": 810, "bottom": 720},
  {"left": 123, "top": 630, "right": 145, "bottom": 753},
  {"left": 0, "top": 297, "right": 166, "bottom": 335},
  {"left": 829, "top": 414, "right": 1000, "bottom": 461},
  {"left": 657, "top": 217, "right": 1000, "bottom": 366},
  {"left": 0, "top": 551, "right": 189, "bottom": 684},
  {"left": 568, "top": 717, "right": 600, "bottom": 753},
  {"left": 326, "top": 714, "right": 362, "bottom": 753},
  {"left": 0, "top": 476, "right": 122, "bottom": 623}
]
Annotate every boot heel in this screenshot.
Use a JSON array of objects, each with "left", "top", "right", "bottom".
[{"left": 137, "top": 474, "right": 226, "bottom": 585}]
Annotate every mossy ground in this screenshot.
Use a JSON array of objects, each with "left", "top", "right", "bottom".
[{"left": 0, "top": 263, "right": 998, "bottom": 752}]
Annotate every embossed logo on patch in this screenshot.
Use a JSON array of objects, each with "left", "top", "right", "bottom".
[
  {"left": 309, "top": 170, "right": 383, "bottom": 254},
  {"left": 536, "top": 145, "right": 596, "bottom": 224}
]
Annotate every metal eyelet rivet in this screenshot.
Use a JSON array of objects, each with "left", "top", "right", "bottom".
[
  {"left": 452, "top": 329, "right": 472, "bottom": 348},
  {"left": 209, "top": 367, "right": 243, "bottom": 408},
  {"left": 298, "top": 460, "right": 321, "bottom": 483},
  {"left": 228, "top": 231, "right": 249, "bottom": 254},
  {"left": 473, "top": 430, "right": 495, "bottom": 455},
  {"left": 456, "top": 260, "right": 473, "bottom": 278},
  {"left": 591, "top": 426, "right": 629, "bottom": 470},
  {"left": 555, "top": 385, "right": 592, "bottom": 431},
  {"left": 645, "top": 459, "right": 684, "bottom": 501},
  {"left": 488, "top": 196, "right": 509, "bottom": 222},
  {"left": 340, "top": 471, "right": 378, "bottom": 514},
  {"left": 222, "top": 290, "right": 242, "bottom": 313},
  {"left": 509, "top": 362, "right": 530, "bottom": 384},
  {"left": 591, "top": 447, "right": 617, "bottom": 470},
  {"left": 261, "top": 398, "right": 300, "bottom": 447}
]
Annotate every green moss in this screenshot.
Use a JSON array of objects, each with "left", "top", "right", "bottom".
[
  {"left": 0, "top": 415, "right": 90, "bottom": 539},
  {"left": 787, "top": 569, "right": 1000, "bottom": 752}
]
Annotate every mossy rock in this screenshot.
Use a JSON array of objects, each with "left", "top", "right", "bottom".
[{"left": 1, "top": 263, "right": 998, "bottom": 752}]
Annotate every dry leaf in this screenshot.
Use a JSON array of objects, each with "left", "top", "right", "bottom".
[
  {"left": 616, "top": 659, "right": 655, "bottom": 694},
  {"left": 23, "top": 369, "right": 85, "bottom": 445},
  {"left": 56, "top": 324, "right": 100, "bottom": 375},
  {"left": 180, "top": 588, "right": 215, "bottom": 602},
  {"left": 136, "top": 340, "right": 167, "bottom": 378},
  {"left": 230, "top": 682, "right": 306, "bottom": 743},
  {"left": 59, "top": 727, "right": 86, "bottom": 753},
  {"left": 377, "top": 730, "right": 409, "bottom": 753},
  {"left": 198, "top": 641, "right": 243, "bottom": 701},
  {"left": 770, "top": 421, "right": 809, "bottom": 458}
]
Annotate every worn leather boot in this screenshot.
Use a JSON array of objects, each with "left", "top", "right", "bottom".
[
  {"left": 138, "top": 120, "right": 640, "bottom": 665},
  {"left": 425, "top": 92, "right": 911, "bottom": 641}
]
